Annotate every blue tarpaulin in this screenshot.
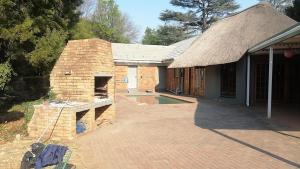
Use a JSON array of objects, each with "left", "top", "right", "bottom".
[
  {"left": 35, "top": 144, "right": 68, "bottom": 169},
  {"left": 76, "top": 120, "right": 86, "bottom": 134}
]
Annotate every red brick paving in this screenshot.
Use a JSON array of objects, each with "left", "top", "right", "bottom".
[{"left": 72, "top": 94, "right": 300, "bottom": 169}]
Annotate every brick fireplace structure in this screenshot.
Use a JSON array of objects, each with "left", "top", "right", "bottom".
[{"left": 28, "top": 39, "right": 115, "bottom": 141}]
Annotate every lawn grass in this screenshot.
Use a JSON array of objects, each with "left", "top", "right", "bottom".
[{"left": 0, "top": 99, "right": 44, "bottom": 144}]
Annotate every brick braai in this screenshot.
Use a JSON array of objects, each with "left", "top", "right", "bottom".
[
  {"left": 51, "top": 39, "right": 115, "bottom": 101},
  {"left": 28, "top": 39, "right": 115, "bottom": 141}
]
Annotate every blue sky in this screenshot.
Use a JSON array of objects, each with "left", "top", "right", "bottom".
[{"left": 115, "top": 0, "right": 260, "bottom": 41}]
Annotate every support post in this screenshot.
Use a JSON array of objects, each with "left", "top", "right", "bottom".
[
  {"left": 267, "top": 47, "right": 273, "bottom": 119},
  {"left": 246, "top": 54, "right": 250, "bottom": 107}
]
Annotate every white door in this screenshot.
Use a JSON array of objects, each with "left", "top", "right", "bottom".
[{"left": 128, "top": 66, "right": 137, "bottom": 89}]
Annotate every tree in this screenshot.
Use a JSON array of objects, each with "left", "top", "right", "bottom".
[
  {"left": 160, "top": 0, "right": 240, "bottom": 33},
  {"left": 142, "top": 26, "right": 186, "bottom": 45},
  {"left": 142, "top": 28, "right": 161, "bottom": 45},
  {"left": 0, "top": 0, "right": 82, "bottom": 96},
  {"left": 259, "top": 0, "right": 293, "bottom": 12},
  {"left": 80, "top": 0, "right": 97, "bottom": 19},
  {"left": 28, "top": 30, "right": 67, "bottom": 75},
  {"left": 0, "top": 62, "right": 14, "bottom": 96},
  {"left": 0, "top": 0, "right": 83, "bottom": 78},
  {"left": 71, "top": 19, "right": 96, "bottom": 40},
  {"left": 91, "top": 0, "right": 138, "bottom": 43},
  {"left": 73, "top": 0, "right": 139, "bottom": 43},
  {"left": 156, "top": 25, "right": 186, "bottom": 45},
  {"left": 285, "top": 0, "right": 300, "bottom": 21},
  {"left": 121, "top": 14, "right": 140, "bottom": 43}
]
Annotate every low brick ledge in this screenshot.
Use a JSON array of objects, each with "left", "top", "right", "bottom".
[{"left": 35, "top": 98, "right": 113, "bottom": 112}]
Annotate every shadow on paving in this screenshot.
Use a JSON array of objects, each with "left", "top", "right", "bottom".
[
  {"left": 193, "top": 98, "right": 300, "bottom": 168},
  {"left": 194, "top": 98, "right": 300, "bottom": 131}
]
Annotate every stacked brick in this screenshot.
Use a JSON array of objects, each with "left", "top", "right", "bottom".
[{"left": 137, "top": 66, "right": 158, "bottom": 92}]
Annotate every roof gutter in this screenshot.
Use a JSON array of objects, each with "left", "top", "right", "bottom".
[{"left": 249, "top": 23, "right": 300, "bottom": 53}]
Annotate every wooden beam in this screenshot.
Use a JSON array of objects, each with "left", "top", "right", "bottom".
[{"left": 267, "top": 47, "right": 273, "bottom": 119}]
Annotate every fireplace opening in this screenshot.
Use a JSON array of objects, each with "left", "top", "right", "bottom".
[
  {"left": 95, "top": 106, "right": 110, "bottom": 126},
  {"left": 95, "top": 76, "right": 111, "bottom": 99},
  {"left": 76, "top": 110, "right": 88, "bottom": 134}
]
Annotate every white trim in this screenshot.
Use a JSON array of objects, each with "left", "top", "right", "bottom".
[
  {"left": 246, "top": 54, "right": 250, "bottom": 107},
  {"left": 267, "top": 47, "right": 273, "bottom": 119}
]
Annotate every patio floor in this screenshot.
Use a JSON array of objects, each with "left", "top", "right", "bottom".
[{"left": 71, "top": 94, "right": 300, "bottom": 169}]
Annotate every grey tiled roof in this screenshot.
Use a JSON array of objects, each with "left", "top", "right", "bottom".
[
  {"left": 165, "top": 36, "right": 199, "bottom": 60},
  {"left": 112, "top": 43, "right": 173, "bottom": 63},
  {"left": 112, "top": 36, "right": 198, "bottom": 63}
]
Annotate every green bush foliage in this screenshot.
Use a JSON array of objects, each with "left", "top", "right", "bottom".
[
  {"left": 28, "top": 29, "right": 67, "bottom": 75},
  {"left": 0, "top": 62, "right": 13, "bottom": 95},
  {"left": 0, "top": 0, "right": 82, "bottom": 95},
  {"left": 0, "top": 0, "right": 82, "bottom": 76}
]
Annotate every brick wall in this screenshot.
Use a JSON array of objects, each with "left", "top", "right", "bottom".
[
  {"left": 115, "top": 65, "right": 159, "bottom": 92},
  {"left": 115, "top": 65, "right": 128, "bottom": 92},
  {"left": 28, "top": 105, "right": 77, "bottom": 141},
  {"left": 138, "top": 66, "right": 158, "bottom": 92}
]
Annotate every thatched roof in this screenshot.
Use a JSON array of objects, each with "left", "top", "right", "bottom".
[{"left": 169, "top": 2, "right": 296, "bottom": 68}]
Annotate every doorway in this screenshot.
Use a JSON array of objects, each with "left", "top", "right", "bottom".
[
  {"left": 128, "top": 66, "right": 137, "bottom": 89},
  {"left": 158, "top": 66, "right": 167, "bottom": 92}
]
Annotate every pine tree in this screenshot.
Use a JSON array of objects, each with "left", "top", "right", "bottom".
[
  {"left": 156, "top": 25, "right": 186, "bottom": 45},
  {"left": 259, "top": 0, "right": 293, "bottom": 12},
  {"left": 160, "top": 0, "right": 240, "bottom": 33},
  {"left": 285, "top": 0, "right": 300, "bottom": 21}
]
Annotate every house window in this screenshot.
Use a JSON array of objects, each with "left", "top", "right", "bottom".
[{"left": 221, "top": 63, "right": 236, "bottom": 97}]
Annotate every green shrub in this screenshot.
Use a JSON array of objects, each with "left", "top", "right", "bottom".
[{"left": 0, "top": 62, "right": 14, "bottom": 95}]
